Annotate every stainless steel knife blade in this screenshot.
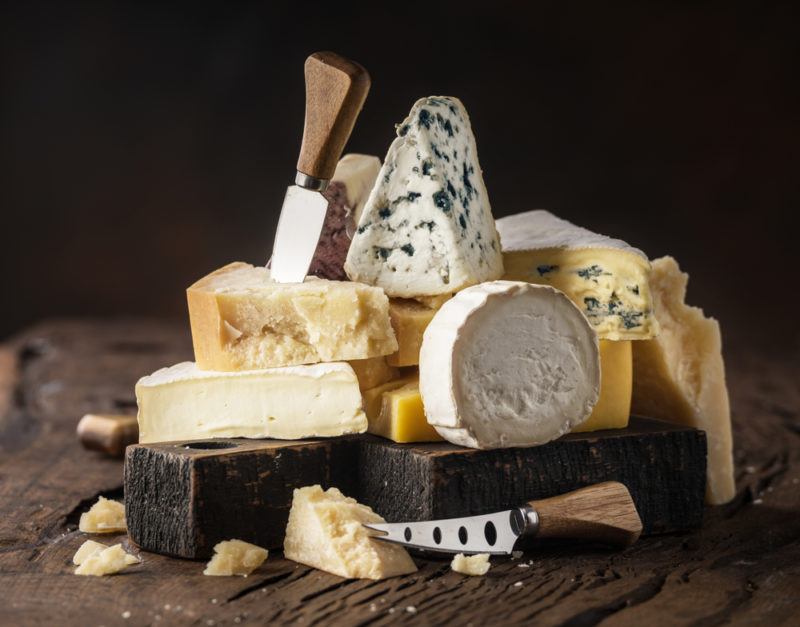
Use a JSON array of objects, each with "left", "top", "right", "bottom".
[
  {"left": 270, "top": 183, "right": 329, "bottom": 283},
  {"left": 363, "top": 508, "right": 534, "bottom": 555}
]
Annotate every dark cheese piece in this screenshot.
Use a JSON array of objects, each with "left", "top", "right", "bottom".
[{"left": 307, "top": 182, "right": 354, "bottom": 281}]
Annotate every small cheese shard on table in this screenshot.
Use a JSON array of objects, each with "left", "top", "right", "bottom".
[
  {"left": 572, "top": 340, "right": 632, "bottom": 433},
  {"left": 496, "top": 210, "right": 658, "bottom": 340},
  {"left": 345, "top": 96, "right": 504, "bottom": 297},
  {"left": 203, "top": 540, "right": 268, "bottom": 577},
  {"left": 450, "top": 553, "right": 490, "bottom": 576},
  {"left": 73, "top": 541, "right": 139, "bottom": 576},
  {"left": 187, "top": 262, "right": 397, "bottom": 371},
  {"left": 387, "top": 299, "right": 440, "bottom": 366},
  {"left": 420, "top": 281, "right": 601, "bottom": 449},
  {"left": 309, "top": 154, "right": 381, "bottom": 280},
  {"left": 364, "top": 376, "right": 443, "bottom": 443},
  {"left": 284, "top": 485, "right": 417, "bottom": 580},
  {"left": 79, "top": 496, "right": 126, "bottom": 533},
  {"left": 136, "top": 361, "right": 367, "bottom": 443},
  {"left": 348, "top": 356, "right": 399, "bottom": 391},
  {"left": 632, "top": 256, "right": 734, "bottom": 505}
]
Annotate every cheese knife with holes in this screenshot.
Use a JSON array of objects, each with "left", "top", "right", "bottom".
[
  {"left": 364, "top": 482, "right": 643, "bottom": 554},
  {"left": 269, "top": 51, "right": 370, "bottom": 283}
]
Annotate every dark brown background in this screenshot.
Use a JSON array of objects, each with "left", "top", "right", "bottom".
[{"left": 1, "top": 1, "right": 797, "bottom": 353}]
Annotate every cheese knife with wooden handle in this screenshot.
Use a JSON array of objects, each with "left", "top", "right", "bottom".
[
  {"left": 364, "top": 482, "right": 643, "bottom": 554},
  {"left": 270, "top": 51, "right": 370, "bottom": 283}
]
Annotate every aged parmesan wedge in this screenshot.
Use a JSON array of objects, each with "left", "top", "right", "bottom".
[
  {"left": 284, "top": 485, "right": 417, "bottom": 580},
  {"left": 187, "top": 262, "right": 397, "bottom": 371},
  {"left": 497, "top": 210, "right": 658, "bottom": 340},
  {"left": 136, "top": 361, "right": 367, "bottom": 443},
  {"left": 632, "top": 256, "right": 734, "bottom": 504},
  {"left": 79, "top": 497, "right": 126, "bottom": 533},
  {"left": 419, "top": 281, "right": 600, "bottom": 449},
  {"left": 203, "top": 540, "right": 268, "bottom": 577},
  {"left": 345, "top": 96, "right": 504, "bottom": 297},
  {"left": 450, "top": 553, "right": 490, "bottom": 576},
  {"left": 74, "top": 542, "right": 139, "bottom": 576}
]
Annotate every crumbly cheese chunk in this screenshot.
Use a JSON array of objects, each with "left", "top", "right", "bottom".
[
  {"left": 284, "top": 485, "right": 417, "bottom": 580},
  {"left": 187, "top": 262, "right": 397, "bottom": 371},
  {"left": 74, "top": 542, "right": 139, "bottom": 576},
  {"left": 79, "top": 497, "right": 126, "bottom": 533},
  {"left": 450, "top": 553, "right": 490, "bottom": 576},
  {"left": 203, "top": 540, "right": 268, "bottom": 577},
  {"left": 345, "top": 96, "right": 503, "bottom": 297},
  {"left": 136, "top": 361, "right": 367, "bottom": 443},
  {"left": 632, "top": 256, "right": 734, "bottom": 504},
  {"left": 497, "top": 210, "right": 658, "bottom": 340},
  {"left": 420, "top": 281, "right": 600, "bottom": 449}
]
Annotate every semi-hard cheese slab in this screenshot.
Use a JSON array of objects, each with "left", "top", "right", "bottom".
[{"left": 125, "top": 417, "right": 706, "bottom": 559}]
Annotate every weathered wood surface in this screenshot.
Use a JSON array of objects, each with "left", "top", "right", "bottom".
[
  {"left": 126, "top": 419, "right": 705, "bottom": 558},
  {"left": 0, "top": 319, "right": 798, "bottom": 626}
]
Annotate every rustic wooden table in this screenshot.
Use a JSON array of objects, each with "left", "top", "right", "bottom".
[{"left": 1, "top": 320, "right": 798, "bottom": 626}]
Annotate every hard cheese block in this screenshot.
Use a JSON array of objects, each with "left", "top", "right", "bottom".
[
  {"left": 347, "top": 356, "right": 399, "bottom": 391},
  {"left": 135, "top": 361, "right": 367, "bottom": 443},
  {"left": 364, "top": 376, "right": 442, "bottom": 443},
  {"left": 420, "top": 281, "right": 601, "bottom": 449},
  {"left": 572, "top": 340, "right": 632, "bottom": 433},
  {"left": 187, "top": 262, "right": 397, "bottom": 371},
  {"left": 125, "top": 418, "right": 707, "bottom": 558},
  {"left": 632, "top": 256, "right": 734, "bottom": 505},
  {"left": 309, "top": 154, "right": 381, "bottom": 281},
  {"left": 345, "top": 96, "right": 504, "bottom": 297},
  {"left": 387, "top": 298, "right": 439, "bottom": 366},
  {"left": 496, "top": 210, "right": 658, "bottom": 340},
  {"left": 284, "top": 485, "right": 417, "bottom": 580}
]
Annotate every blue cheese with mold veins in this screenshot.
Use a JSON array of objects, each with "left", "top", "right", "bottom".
[
  {"left": 344, "top": 96, "right": 503, "bottom": 297},
  {"left": 496, "top": 210, "right": 659, "bottom": 341}
]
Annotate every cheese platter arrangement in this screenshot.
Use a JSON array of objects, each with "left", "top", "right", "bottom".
[{"left": 75, "top": 51, "right": 733, "bottom": 581}]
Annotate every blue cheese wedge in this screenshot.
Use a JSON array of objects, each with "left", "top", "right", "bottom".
[
  {"left": 344, "top": 96, "right": 504, "bottom": 297},
  {"left": 496, "top": 210, "right": 659, "bottom": 340}
]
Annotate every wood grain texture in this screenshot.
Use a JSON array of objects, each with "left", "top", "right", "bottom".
[
  {"left": 0, "top": 319, "right": 798, "bottom": 626},
  {"left": 296, "top": 51, "right": 370, "bottom": 181},
  {"left": 530, "top": 482, "right": 642, "bottom": 547}
]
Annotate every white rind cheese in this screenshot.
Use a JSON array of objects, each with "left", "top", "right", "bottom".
[
  {"left": 332, "top": 154, "right": 382, "bottom": 225},
  {"left": 284, "top": 485, "right": 417, "bottom": 580},
  {"left": 419, "top": 281, "right": 600, "bottom": 449},
  {"left": 631, "top": 256, "right": 734, "bottom": 505},
  {"left": 136, "top": 361, "right": 367, "bottom": 443},
  {"left": 496, "top": 210, "right": 658, "bottom": 340},
  {"left": 345, "top": 96, "right": 504, "bottom": 297}
]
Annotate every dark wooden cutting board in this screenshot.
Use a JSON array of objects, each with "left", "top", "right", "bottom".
[{"left": 125, "top": 416, "right": 706, "bottom": 559}]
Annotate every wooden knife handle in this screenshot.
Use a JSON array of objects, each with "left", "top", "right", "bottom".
[
  {"left": 296, "top": 51, "right": 370, "bottom": 182},
  {"left": 527, "top": 482, "right": 642, "bottom": 547}
]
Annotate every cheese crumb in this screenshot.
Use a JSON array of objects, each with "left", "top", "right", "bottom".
[
  {"left": 514, "top": 581, "right": 523, "bottom": 587},
  {"left": 406, "top": 606, "right": 417, "bottom": 614},
  {"left": 74, "top": 542, "right": 140, "bottom": 576},
  {"left": 203, "top": 540, "right": 268, "bottom": 577},
  {"left": 122, "top": 611, "right": 131, "bottom": 619},
  {"left": 450, "top": 553, "right": 490, "bottom": 576},
  {"left": 79, "top": 497, "right": 126, "bottom": 533},
  {"left": 511, "top": 551, "right": 523, "bottom": 559}
]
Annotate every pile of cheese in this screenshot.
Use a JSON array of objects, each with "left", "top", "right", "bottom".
[{"left": 136, "top": 94, "right": 734, "bottom": 507}]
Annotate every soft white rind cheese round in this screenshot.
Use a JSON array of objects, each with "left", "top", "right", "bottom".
[{"left": 419, "top": 281, "right": 601, "bottom": 449}]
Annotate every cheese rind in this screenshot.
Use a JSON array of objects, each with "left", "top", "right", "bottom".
[
  {"left": 365, "top": 378, "right": 443, "bottom": 443},
  {"left": 283, "top": 485, "right": 417, "bottom": 580},
  {"left": 631, "top": 256, "right": 734, "bottom": 504},
  {"left": 203, "top": 540, "right": 268, "bottom": 577},
  {"left": 187, "top": 262, "right": 397, "bottom": 371},
  {"left": 333, "top": 154, "right": 382, "bottom": 226},
  {"left": 79, "top": 497, "right": 126, "bottom": 533},
  {"left": 572, "top": 340, "right": 632, "bottom": 433},
  {"left": 136, "top": 361, "right": 367, "bottom": 443},
  {"left": 387, "top": 299, "right": 439, "bottom": 367},
  {"left": 497, "top": 210, "right": 658, "bottom": 340},
  {"left": 345, "top": 96, "right": 504, "bottom": 297},
  {"left": 450, "top": 553, "right": 490, "bottom": 576},
  {"left": 420, "top": 281, "right": 601, "bottom": 449},
  {"left": 74, "top": 543, "right": 139, "bottom": 576}
]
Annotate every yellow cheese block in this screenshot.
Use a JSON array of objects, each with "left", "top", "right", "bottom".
[
  {"left": 572, "top": 340, "right": 632, "bottom": 433},
  {"left": 363, "top": 375, "right": 443, "bottom": 443},
  {"left": 386, "top": 299, "right": 439, "bottom": 367},
  {"left": 348, "top": 356, "right": 399, "bottom": 391},
  {"left": 187, "top": 262, "right": 397, "bottom": 371}
]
